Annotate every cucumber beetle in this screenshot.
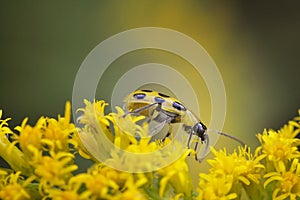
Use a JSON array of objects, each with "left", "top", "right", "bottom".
[{"left": 123, "top": 89, "right": 245, "bottom": 162}]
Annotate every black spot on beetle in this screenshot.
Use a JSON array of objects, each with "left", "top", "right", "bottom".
[
  {"left": 172, "top": 101, "right": 186, "bottom": 111},
  {"left": 158, "top": 92, "right": 170, "bottom": 98},
  {"left": 141, "top": 89, "right": 152, "bottom": 93},
  {"left": 154, "top": 96, "right": 165, "bottom": 104},
  {"left": 133, "top": 93, "right": 146, "bottom": 99}
]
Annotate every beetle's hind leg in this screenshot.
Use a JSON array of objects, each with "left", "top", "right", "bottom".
[{"left": 123, "top": 102, "right": 159, "bottom": 117}]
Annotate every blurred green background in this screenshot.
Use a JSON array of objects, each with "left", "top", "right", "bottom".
[{"left": 1, "top": 1, "right": 299, "bottom": 188}]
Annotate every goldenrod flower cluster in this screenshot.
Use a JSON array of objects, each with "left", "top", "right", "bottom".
[
  {"left": 0, "top": 100, "right": 299, "bottom": 200},
  {"left": 197, "top": 109, "right": 300, "bottom": 200}
]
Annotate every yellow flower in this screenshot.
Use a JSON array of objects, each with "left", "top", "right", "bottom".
[
  {"left": 32, "top": 151, "right": 78, "bottom": 191},
  {"left": 207, "top": 147, "right": 264, "bottom": 186},
  {"left": 44, "top": 177, "right": 90, "bottom": 200},
  {"left": 289, "top": 109, "right": 300, "bottom": 134},
  {"left": 264, "top": 158, "right": 300, "bottom": 200},
  {"left": 111, "top": 136, "right": 161, "bottom": 169},
  {"left": 13, "top": 102, "right": 75, "bottom": 155},
  {"left": 0, "top": 111, "right": 29, "bottom": 175},
  {"left": 111, "top": 187, "right": 147, "bottom": 200},
  {"left": 278, "top": 123, "right": 300, "bottom": 139},
  {"left": 77, "top": 100, "right": 170, "bottom": 172},
  {"left": 257, "top": 128, "right": 300, "bottom": 169},
  {"left": 77, "top": 99, "right": 109, "bottom": 126},
  {"left": 42, "top": 101, "right": 76, "bottom": 152},
  {"left": 0, "top": 169, "right": 8, "bottom": 177},
  {"left": 0, "top": 99, "right": 299, "bottom": 199},
  {"left": 75, "top": 100, "right": 115, "bottom": 160},
  {"left": 158, "top": 149, "right": 193, "bottom": 197},
  {"left": 0, "top": 171, "right": 35, "bottom": 200},
  {"left": 14, "top": 117, "right": 45, "bottom": 156},
  {"left": 293, "top": 109, "right": 300, "bottom": 123},
  {"left": 105, "top": 106, "right": 146, "bottom": 149},
  {"left": 197, "top": 174, "right": 237, "bottom": 200},
  {"left": 198, "top": 147, "right": 264, "bottom": 199},
  {"left": 0, "top": 110, "right": 12, "bottom": 135},
  {"left": 72, "top": 129, "right": 94, "bottom": 160},
  {"left": 49, "top": 191, "right": 82, "bottom": 200},
  {"left": 67, "top": 164, "right": 148, "bottom": 199},
  {"left": 77, "top": 99, "right": 113, "bottom": 142},
  {"left": 84, "top": 173, "right": 119, "bottom": 198},
  {"left": 7, "top": 102, "right": 76, "bottom": 177},
  {"left": 77, "top": 100, "right": 195, "bottom": 198}
]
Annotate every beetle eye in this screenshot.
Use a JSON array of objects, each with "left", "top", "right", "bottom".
[
  {"left": 172, "top": 101, "right": 186, "bottom": 111},
  {"left": 133, "top": 93, "right": 146, "bottom": 99},
  {"left": 199, "top": 122, "right": 207, "bottom": 130}
]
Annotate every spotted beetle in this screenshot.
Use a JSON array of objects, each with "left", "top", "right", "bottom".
[{"left": 123, "top": 89, "right": 244, "bottom": 161}]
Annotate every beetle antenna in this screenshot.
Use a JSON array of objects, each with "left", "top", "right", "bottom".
[{"left": 208, "top": 129, "right": 245, "bottom": 146}]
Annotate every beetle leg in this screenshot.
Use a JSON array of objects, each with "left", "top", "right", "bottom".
[
  {"left": 148, "top": 116, "right": 172, "bottom": 136},
  {"left": 186, "top": 125, "right": 193, "bottom": 149},
  {"left": 123, "top": 102, "right": 158, "bottom": 117},
  {"left": 194, "top": 136, "right": 201, "bottom": 161}
]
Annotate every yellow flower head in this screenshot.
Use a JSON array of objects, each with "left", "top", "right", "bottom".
[
  {"left": 207, "top": 147, "right": 264, "bottom": 186},
  {"left": 197, "top": 174, "right": 237, "bottom": 200},
  {"left": 158, "top": 149, "right": 193, "bottom": 197},
  {"left": 13, "top": 103, "right": 76, "bottom": 156},
  {"left": 106, "top": 140, "right": 165, "bottom": 173},
  {"left": 75, "top": 99, "right": 199, "bottom": 199},
  {"left": 278, "top": 123, "right": 300, "bottom": 139},
  {"left": 0, "top": 110, "right": 12, "bottom": 135},
  {"left": 0, "top": 171, "right": 35, "bottom": 200},
  {"left": 67, "top": 164, "right": 148, "bottom": 199},
  {"left": 77, "top": 99, "right": 108, "bottom": 126},
  {"left": 0, "top": 100, "right": 299, "bottom": 200},
  {"left": 32, "top": 151, "right": 78, "bottom": 190},
  {"left": 43, "top": 101, "right": 76, "bottom": 152},
  {"left": 44, "top": 176, "right": 91, "bottom": 200},
  {"left": 48, "top": 191, "right": 82, "bottom": 200},
  {"left": 264, "top": 158, "right": 300, "bottom": 200},
  {"left": 110, "top": 186, "right": 147, "bottom": 200},
  {"left": 75, "top": 100, "right": 114, "bottom": 160},
  {"left": 257, "top": 128, "right": 300, "bottom": 168},
  {"left": 77, "top": 100, "right": 187, "bottom": 173},
  {"left": 76, "top": 99, "right": 111, "bottom": 139},
  {"left": 293, "top": 109, "right": 300, "bottom": 123},
  {"left": 0, "top": 111, "right": 30, "bottom": 175},
  {"left": 105, "top": 106, "right": 147, "bottom": 149},
  {"left": 14, "top": 117, "right": 45, "bottom": 156},
  {"left": 104, "top": 105, "right": 175, "bottom": 172},
  {"left": 9, "top": 102, "right": 77, "bottom": 176}
]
